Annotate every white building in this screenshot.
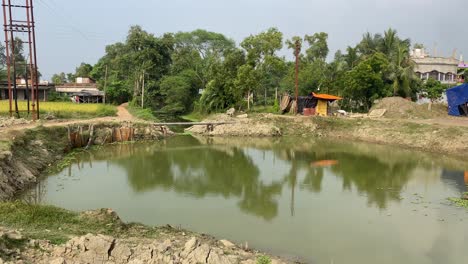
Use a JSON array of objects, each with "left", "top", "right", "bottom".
[{"left": 411, "top": 48, "right": 459, "bottom": 84}]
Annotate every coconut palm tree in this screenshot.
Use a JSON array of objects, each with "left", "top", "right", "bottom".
[
  {"left": 358, "top": 32, "right": 382, "bottom": 57},
  {"left": 388, "top": 41, "right": 417, "bottom": 97}
]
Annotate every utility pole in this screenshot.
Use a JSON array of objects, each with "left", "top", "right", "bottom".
[
  {"left": 294, "top": 40, "right": 301, "bottom": 114},
  {"left": 141, "top": 71, "right": 145, "bottom": 108},
  {"left": 2, "top": 0, "right": 40, "bottom": 120},
  {"left": 103, "top": 65, "right": 108, "bottom": 104}
]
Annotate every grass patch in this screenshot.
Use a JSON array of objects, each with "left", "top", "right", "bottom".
[
  {"left": 402, "top": 122, "right": 428, "bottom": 134},
  {"left": 0, "top": 100, "right": 117, "bottom": 119},
  {"left": 256, "top": 255, "right": 272, "bottom": 264},
  {"left": 313, "top": 116, "right": 358, "bottom": 130},
  {"left": 181, "top": 111, "right": 208, "bottom": 122},
  {"left": 0, "top": 202, "right": 186, "bottom": 248},
  {"left": 249, "top": 105, "right": 279, "bottom": 114},
  {"left": 127, "top": 105, "right": 159, "bottom": 121},
  {"left": 0, "top": 140, "right": 11, "bottom": 152},
  {"left": 0, "top": 202, "right": 121, "bottom": 244},
  {"left": 448, "top": 197, "right": 468, "bottom": 209}
]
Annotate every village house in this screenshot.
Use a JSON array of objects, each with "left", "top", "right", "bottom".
[
  {"left": 411, "top": 48, "right": 459, "bottom": 84},
  {"left": 0, "top": 79, "right": 53, "bottom": 101},
  {"left": 55, "top": 77, "right": 105, "bottom": 103}
]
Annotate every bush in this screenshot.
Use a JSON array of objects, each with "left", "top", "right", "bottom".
[
  {"left": 256, "top": 255, "right": 272, "bottom": 264},
  {"left": 127, "top": 105, "right": 158, "bottom": 121}
]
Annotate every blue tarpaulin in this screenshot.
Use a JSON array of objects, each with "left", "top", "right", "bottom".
[{"left": 446, "top": 83, "right": 468, "bottom": 116}]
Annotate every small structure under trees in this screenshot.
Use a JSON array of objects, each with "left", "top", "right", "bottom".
[
  {"left": 55, "top": 77, "right": 105, "bottom": 103},
  {"left": 280, "top": 92, "right": 342, "bottom": 116}
]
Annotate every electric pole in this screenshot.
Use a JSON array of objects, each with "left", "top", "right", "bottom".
[
  {"left": 141, "top": 71, "right": 145, "bottom": 108},
  {"left": 103, "top": 65, "right": 108, "bottom": 104},
  {"left": 294, "top": 40, "right": 301, "bottom": 114},
  {"left": 2, "top": 0, "right": 40, "bottom": 120}
]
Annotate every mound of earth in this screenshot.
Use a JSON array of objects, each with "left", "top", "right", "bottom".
[
  {"left": 185, "top": 114, "right": 282, "bottom": 137},
  {"left": 371, "top": 97, "right": 447, "bottom": 119}
]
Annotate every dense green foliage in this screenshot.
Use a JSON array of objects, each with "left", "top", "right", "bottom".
[
  {"left": 46, "top": 27, "right": 449, "bottom": 114},
  {"left": 422, "top": 78, "right": 445, "bottom": 102}
]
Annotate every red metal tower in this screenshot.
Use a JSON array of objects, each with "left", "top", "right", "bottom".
[{"left": 2, "top": 0, "right": 40, "bottom": 120}]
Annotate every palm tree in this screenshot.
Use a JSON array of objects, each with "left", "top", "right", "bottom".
[
  {"left": 358, "top": 32, "right": 382, "bottom": 57},
  {"left": 388, "top": 41, "right": 416, "bottom": 97},
  {"left": 381, "top": 28, "right": 398, "bottom": 58},
  {"left": 344, "top": 46, "right": 359, "bottom": 69}
]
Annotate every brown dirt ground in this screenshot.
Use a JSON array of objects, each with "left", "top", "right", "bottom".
[{"left": 371, "top": 97, "right": 448, "bottom": 119}]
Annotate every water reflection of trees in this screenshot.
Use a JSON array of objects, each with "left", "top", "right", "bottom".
[
  {"left": 273, "top": 147, "right": 415, "bottom": 210},
  {"left": 26, "top": 136, "right": 468, "bottom": 221},
  {"left": 113, "top": 136, "right": 283, "bottom": 221}
]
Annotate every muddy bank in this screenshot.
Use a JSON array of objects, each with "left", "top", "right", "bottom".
[
  {"left": 0, "top": 122, "right": 172, "bottom": 200},
  {"left": 0, "top": 205, "right": 290, "bottom": 264},
  {"left": 186, "top": 113, "right": 468, "bottom": 157}
]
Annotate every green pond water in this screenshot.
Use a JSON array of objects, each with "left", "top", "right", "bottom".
[{"left": 23, "top": 136, "right": 468, "bottom": 264}]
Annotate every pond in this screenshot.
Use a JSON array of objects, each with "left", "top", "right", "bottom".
[{"left": 22, "top": 136, "right": 468, "bottom": 264}]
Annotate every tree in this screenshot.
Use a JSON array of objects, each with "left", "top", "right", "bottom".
[
  {"left": 75, "top": 63, "right": 93, "bottom": 78},
  {"left": 67, "top": 73, "right": 75, "bottom": 83},
  {"left": 234, "top": 64, "right": 261, "bottom": 109},
  {"left": 342, "top": 53, "right": 392, "bottom": 111},
  {"left": 357, "top": 32, "right": 382, "bottom": 57},
  {"left": 0, "top": 43, "right": 6, "bottom": 82},
  {"left": 159, "top": 73, "right": 195, "bottom": 114},
  {"left": 173, "top": 29, "right": 235, "bottom": 88},
  {"left": 90, "top": 26, "right": 173, "bottom": 107},
  {"left": 241, "top": 28, "right": 283, "bottom": 66},
  {"left": 241, "top": 28, "right": 286, "bottom": 106},
  {"left": 304, "top": 32, "right": 329, "bottom": 62},
  {"left": 51, "top": 72, "right": 67, "bottom": 84},
  {"left": 422, "top": 78, "right": 445, "bottom": 110},
  {"left": 344, "top": 46, "right": 359, "bottom": 69},
  {"left": 199, "top": 48, "right": 246, "bottom": 112}
]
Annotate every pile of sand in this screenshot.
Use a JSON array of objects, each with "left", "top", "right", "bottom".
[{"left": 371, "top": 97, "right": 447, "bottom": 119}]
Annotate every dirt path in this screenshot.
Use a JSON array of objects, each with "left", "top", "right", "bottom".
[
  {"left": 115, "top": 102, "right": 133, "bottom": 121},
  {"left": 408, "top": 117, "right": 468, "bottom": 128},
  {"left": 0, "top": 103, "right": 136, "bottom": 139}
]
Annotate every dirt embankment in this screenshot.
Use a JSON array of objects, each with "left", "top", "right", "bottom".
[
  {"left": 0, "top": 207, "right": 289, "bottom": 264},
  {"left": 185, "top": 114, "right": 283, "bottom": 137},
  {"left": 0, "top": 122, "right": 172, "bottom": 201},
  {"left": 187, "top": 113, "right": 468, "bottom": 157}
]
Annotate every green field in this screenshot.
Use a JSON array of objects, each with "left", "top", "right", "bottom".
[{"left": 0, "top": 100, "right": 117, "bottom": 119}]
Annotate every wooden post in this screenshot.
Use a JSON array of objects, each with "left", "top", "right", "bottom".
[
  {"left": 141, "top": 71, "right": 145, "bottom": 108},
  {"left": 103, "top": 65, "right": 108, "bottom": 104},
  {"left": 294, "top": 40, "right": 301, "bottom": 114}
]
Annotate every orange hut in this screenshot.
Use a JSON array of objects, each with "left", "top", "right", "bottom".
[{"left": 312, "top": 93, "right": 342, "bottom": 116}]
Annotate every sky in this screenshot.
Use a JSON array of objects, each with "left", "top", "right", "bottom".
[{"left": 3, "top": 0, "right": 467, "bottom": 80}]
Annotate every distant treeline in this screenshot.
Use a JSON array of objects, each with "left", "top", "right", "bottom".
[{"left": 41, "top": 27, "right": 465, "bottom": 113}]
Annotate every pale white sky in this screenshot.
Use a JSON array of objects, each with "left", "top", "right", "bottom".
[{"left": 4, "top": 0, "right": 466, "bottom": 79}]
